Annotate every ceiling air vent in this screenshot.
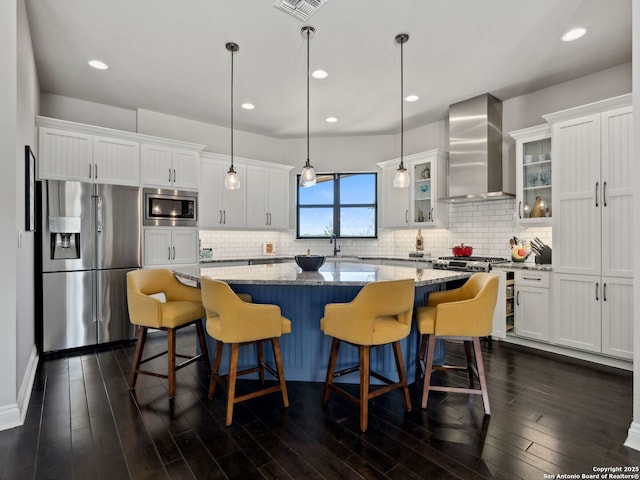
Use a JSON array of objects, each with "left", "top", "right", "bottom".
[{"left": 273, "top": 0, "right": 328, "bottom": 21}]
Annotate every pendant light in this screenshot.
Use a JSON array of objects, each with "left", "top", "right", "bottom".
[
  {"left": 299, "top": 26, "right": 317, "bottom": 187},
  {"left": 224, "top": 42, "right": 240, "bottom": 190},
  {"left": 393, "top": 33, "right": 410, "bottom": 189}
]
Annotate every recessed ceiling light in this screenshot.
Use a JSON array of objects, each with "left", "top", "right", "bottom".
[
  {"left": 312, "top": 70, "right": 328, "bottom": 79},
  {"left": 241, "top": 103, "right": 255, "bottom": 110},
  {"left": 88, "top": 59, "right": 109, "bottom": 70},
  {"left": 562, "top": 28, "right": 587, "bottom": 42},
  {"left": 405, "top": 94, "right": 419, "bottom": 102},
  {"left": 325, "top": 116, "right": 338, "bottom": 123}
]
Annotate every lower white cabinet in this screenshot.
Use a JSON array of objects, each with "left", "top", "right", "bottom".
[
  {"left": 553, "top": 273, "right": 632, "bottom": 359},
  {"left": 513, "top": 270, "right": 550, "bottom": 342},
  {"left": 143, "top": 227, "right": 198, "bottom": 266}
]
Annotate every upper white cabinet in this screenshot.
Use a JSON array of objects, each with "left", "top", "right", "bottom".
[
  {"left": 545, "top": 94, "right": 633, "bottom": 359},
  {"left": 199, "top": 153, "right": 247, "bottom": 229},
  {"left": 246, "top": 163, "right": 292, "bottom": 229},
  {"left": 141, "top": 143, "right": 201, "bottom": 190},
  {"left": 36, "top": 116, "right": 205, "bottom": 189},
  {"left": 377, "top": 149, "right": 448, "bottom": 229},
  {"left": 377, "top": 163, "right": 410, "bottom": 227},
  {"left": 38, "top": 121, "right": 140, "bottom": 186},
  {"left": 509, "top": 125, "right": 552, "bottom": 226}
]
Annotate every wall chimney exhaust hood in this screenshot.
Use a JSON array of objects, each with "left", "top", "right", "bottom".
[{"left": 440, "top": 93, "right": 514, "bottom": 203}]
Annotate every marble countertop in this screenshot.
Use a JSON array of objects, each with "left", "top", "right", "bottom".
[
  {"left": 199, "top": 255, "right": 433, "bottom": 264},
  {"left": 175, "top": 261, "right": 470, "bottom": 287},
  {"left": 493, "top": 262, "right": 553, "bottom": 271}
]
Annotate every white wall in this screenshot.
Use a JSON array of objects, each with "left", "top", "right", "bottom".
[
  {"left": 625, "top": 0, "right": 640, "bottom": 452},
  {"left": 0, "top": 0, "right": 20, "bottom": 424},
  {"left": 40, "top": 93, "right": 137, "bottom": 132},
  {"left": 16, "top": 0, "right": 39, "bottom": 413}
]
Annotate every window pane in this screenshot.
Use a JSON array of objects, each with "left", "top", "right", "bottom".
[
  {"left": 299, "top": 175, "right": 334, "bottom": 205},
  {"left": 339, "top": 173, "right": 376, "bottom": 204},
  {"left": 340, "top": 207, "right": 375, "bottom": 237},
  {"left": 298, "top": 208, "right": 334, "bottom": 237}
]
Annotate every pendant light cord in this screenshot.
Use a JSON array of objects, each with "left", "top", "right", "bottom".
[
  {"left": 306, "top": 28, "right": 310, "bottom": 164},
  {"left": 230, "top": 46, "right": 234, "bottom": 169},
  {"left": 400, "top": 38, "right": 404, "bottom": 169}
]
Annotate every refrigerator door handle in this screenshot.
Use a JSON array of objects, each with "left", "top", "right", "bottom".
[{"left": 96, "top": 195, "right": 103, "bottom": 233}]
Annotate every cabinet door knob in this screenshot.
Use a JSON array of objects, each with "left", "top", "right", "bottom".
[
  {"left": 516, "top": 290, "right": 520, "bottom": 306},
  {"left": 168, "top": 246, "right": 171, "bottom": 260},
  {"left": 603, "top": 181, "right": 607, "bottom": 207},
  {"left": 595, "top": 282, "right": 599, "bottom": 301},
  {"left": 603, "top": 283, "right": 607, "bottom": 302},
  {"left": 595, "top": 182, "right": 599, "bottom": 208},
  {"left": 518, "top": 201, "right": 522, "bottom": 219},
  {"left": 169, "top": 168, "right": 172, "bottom": 183},
  {"left": 173, "top": 169, "right": 176, "bottom": 183},
  {"left": 173, "top": 246, "right": 176, "bottom": 260}
]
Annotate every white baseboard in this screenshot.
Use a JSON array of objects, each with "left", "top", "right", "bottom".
[
  {"left": 0, "top": 345, "right": 39, "bottom": 432},
  {"left": 625, "top": 422, "right": 640, "bottom": 451}
]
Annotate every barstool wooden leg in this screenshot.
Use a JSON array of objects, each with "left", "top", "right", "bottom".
[
  {"left": 392, "top": 341, "right": 411, "bottom": 411},
  {"left": 272, "top": 338, "right": 289, "bottom": 407},
  {"left": 421, "top": 335, "right": 437, "bottom": 409},
  {"left": 168, "top": 328, "right": 177, "bottom": 398},
  {"left": 195, "top": 320, "right": 211, "bottom": 376},
  {"left": 416, "top": 334, "right": 428, "bottom": 383},
  {"left": 209, "top": 341, "right": 224, "bottom": 398},
  {"left": 226, "top": 344, "right": 240, "bottom": 426},
  {"left": 322, "top": 338, "right": 340, "bottom": 404},
  {"left": 129, "top": 326, "right": 147, "bottom": 389},
  {"left": 257, "top": 341, "right": 265, "bottom": 384},
  {"left": 464, "top": 340, "right": 475, "bottom": 388},
  {"left": 360, "top": 345, "right": 370, "bottom": 432},
  {"left": 473, "top": 337, "right": 491, "bottom": 415}
]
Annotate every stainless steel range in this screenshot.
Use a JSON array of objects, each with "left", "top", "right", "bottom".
[{"left": 433, "top": 256, "right": 508, "bottom": 272}]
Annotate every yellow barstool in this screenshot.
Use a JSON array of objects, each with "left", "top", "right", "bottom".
[
  {"left": 126, "top": 268, "right": 210, "bottom": 398},
  {"left": 200, "top": 277, "right": 291, "bottom": 426},
  {"left": 415, "top": 273, "right": 498, "bottom": 413},
  {"left": 320, "top": 278, "right": 415, "bottom": 432}
]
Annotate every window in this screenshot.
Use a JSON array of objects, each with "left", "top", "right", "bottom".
[{"left": 297, "top": 172, "right": 377, "bottom": 238}]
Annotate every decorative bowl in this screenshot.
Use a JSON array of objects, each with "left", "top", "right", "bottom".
[{"left": 295, "top": 255, "right": 326, "bottom": 271}]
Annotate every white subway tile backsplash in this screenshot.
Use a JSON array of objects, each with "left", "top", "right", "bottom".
[{"left": 200, "top": 199, "right": 552, "bottom": 260}]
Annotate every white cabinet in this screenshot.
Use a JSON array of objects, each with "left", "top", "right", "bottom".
[
  {"left": 38, "top": 125, "right": 139, "bottom": 185},
  {"left": 141, "top": 143, "right": 201, "bottom": 190},
  {"left": 509, "top": 125, "right": 552, "bottom": 225},
  {"left": 377, "top": 149, "right": 448, "bottom": 229},
  {"left": 246, "top": 163, "right": 292, "bottom": 229},
  {"left": 93, "top": 135, "right": 140, "bottom": 186},
  {"left": 143, "top": 227, "right": 198, "bottom": 266},
  {"left": 408, "top": 150, "right": 448, "bottom": 228},
  {"left": 199, "top": 153, "right": 246, "bottom": 228},
  {"left": 513, "top": 270, "right": 550, "bottom": 342},
  {"left": 377, "top": 165, "right": 410, "bottom": 227},
  {"left": 545, "top": 95, "right": 633, "bottom": 359}
]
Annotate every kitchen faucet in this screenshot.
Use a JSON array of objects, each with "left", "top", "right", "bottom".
[{"left": 330, "top": 234, "right": 341, "bottom": 256}]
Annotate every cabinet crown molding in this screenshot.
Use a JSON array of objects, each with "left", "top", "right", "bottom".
[
  {"left": 542, "top": 93, "right": 632, "bottom": 124},
  {"left": 35, "top": 116, "right": 205, "bottom": 151}
]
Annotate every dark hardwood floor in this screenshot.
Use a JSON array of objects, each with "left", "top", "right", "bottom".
[{"left": 1, "top": 330, "right": 639, "bottom": 480}]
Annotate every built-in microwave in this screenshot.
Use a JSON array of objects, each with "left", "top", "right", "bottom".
[{"left": 143, "top": 188, "right": 197, "bottom": 227}]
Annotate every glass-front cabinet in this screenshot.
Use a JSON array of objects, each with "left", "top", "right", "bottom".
[
  {"left": 408, "top": 150, "right": 448, "bottom": 228},
  {"left": 377, "top": 149, "right": 448, "bottom": 229},
  {"left": 509, "top": 125, "right": 552, "bottom": 226}
]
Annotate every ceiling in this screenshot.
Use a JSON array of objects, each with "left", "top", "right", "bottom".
[{"left": 25, "top": 0, "right": 631, "bottom": 138}]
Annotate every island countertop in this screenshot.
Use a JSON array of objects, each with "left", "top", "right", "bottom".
[{"left": 174, "top": 261, "right": 470, "bottom": 287}]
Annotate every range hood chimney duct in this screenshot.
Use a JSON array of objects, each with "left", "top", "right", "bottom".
[{"left": 441, "top": 93, "right": 513, "bottom": 203}]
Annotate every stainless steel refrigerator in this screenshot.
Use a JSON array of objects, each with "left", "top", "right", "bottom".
[{"left": 38, "top": 180, "right": 141, "bottom": 352}]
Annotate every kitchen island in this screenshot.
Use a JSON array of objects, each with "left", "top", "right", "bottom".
[{"left": 174, "top": 262, "right": 471, "bottom": 383}]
